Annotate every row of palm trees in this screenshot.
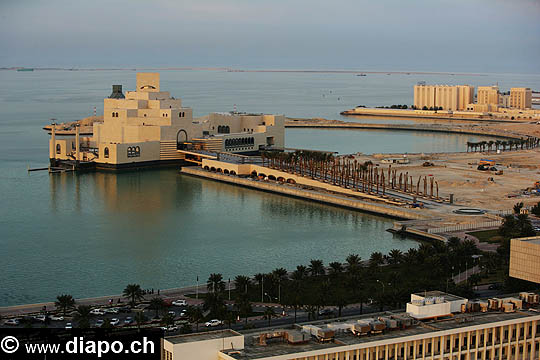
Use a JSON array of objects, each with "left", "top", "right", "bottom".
[
  {"left": 200, "top": 237, "right": 489, "bottom": 327},
  {"left": 466, "top": 137, "right": 540, "bottom": 153},
  {"left": 260, "top": 150, "right": 441, "bottom": 198}
]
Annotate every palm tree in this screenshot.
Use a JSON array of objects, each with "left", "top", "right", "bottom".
[
  {"left": 234, "top": 275, "right": 251, "bottom": 295},
  {"left": 186, "top": 306, "right": 203, "bottom": 332},
  {"left": 402, "top": 248, "right": 418, "bottom": 265},
  {"left": 345, "top": 254, "right": 362, "bottom": 272},
  {"left": 328, "top": 262, "right": 343, "bottom": 276},
  {"left": 55, "top": 294, "right": 75, "bottom": 316},
  {"left": 123, "top": 284, "right": 144, "bottom": 306},
  {"left": 293, "top": 265, "right": 308, "bottom": 280},
  {"left": 73, "top": 305, "right": 91, "bottom": 328},
  {"left": 272, "top": 268, "right": 288, "bottom": 282},
  {"left": 369, "top": 252, "right": 385, "bottom": 267},
  {"left": 447, "top": 236, "right": 461, "bottom": 251},
  {"left": 207, "top": 273, "right": 225, "bottom": 294},
  {"left": 387, "top": 249, "right": 403, "bottom": 265},
  {"left": 135, "top": 311, "right": 147, "bottom": 331},
  {"left": 308, "top": 259, "right": 325, "bottom": 277},
  {"left": 234, "top": 293, "right": 252, "bottom": 326},
  {"left": 204, "top": 292, "right": 226, "bottom": 319},
  {"left": 513, "top": 202, "right": 524, "bottom": 214},
  {"left": 263, "top": 306, "right": 276, "bottom": 327},
  {"left": 149, "top": 297, "right": 165, "bottom": 319}
]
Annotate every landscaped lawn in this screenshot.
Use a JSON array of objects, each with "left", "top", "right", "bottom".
[{"left": 467, "top": 229, "right": 501, "bottom": 243}]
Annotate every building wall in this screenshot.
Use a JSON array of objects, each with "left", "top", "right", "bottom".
[
  {"left": 510, "top": 237, "right": 540, "bottom": 284},
  {"left": 509, "top": 87, "right": 532, "bottom": 109},
  {"left": 415, "top": 85, "right": 474, "bottom": 111},
  {"left": 163, "top": 333, "right": 244, "bottom": 360},
  {"left": 477, "top": 86, "right": 499, "bottom": 106}
]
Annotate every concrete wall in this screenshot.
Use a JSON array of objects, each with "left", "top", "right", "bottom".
[
  {"left": 182, "top": 167, "right": 426, "bottom": 220},
  {"left": 510, "top": 236, "right": 540, "bottom": 284}
]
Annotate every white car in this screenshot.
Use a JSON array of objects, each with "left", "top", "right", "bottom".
[
  {"left": 205, "top": 319, "right": 222, "bottom": 327},
  {"left": 90, "top": 309, "right": 105, "bottom": 316},
  {"left": 65, "top": 322, "right": 73, "bottom": 329},
  {"left": 172, "top": 300, "right": 187, "bottom": 307},
  {"left": 50, "top": 315, "right": 64, "bottom": 321},
  {"left": 110, "top": 318, "right": 120, "bottom": 326},
  {"left": 104, "top": 308, "right": 119, "bottom": 314},
  {"left": 34, "top": 315, "right": 47, "bottom": 322},
  {"left": 160, "top": 325, "right": 178, "bottom": 332},
  {"left": 4, "top": 319, "right": 20, "bottom": 326}
]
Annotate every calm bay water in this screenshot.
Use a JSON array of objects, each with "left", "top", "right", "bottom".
[{"left": 1, "top": 70, "right": 539, "bottom": 306}]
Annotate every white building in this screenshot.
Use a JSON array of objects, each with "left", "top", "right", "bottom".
[{"left": 48, "top": 73, "right": 285, "bottom": 170}]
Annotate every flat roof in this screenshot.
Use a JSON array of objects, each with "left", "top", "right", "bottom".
[
  {"left": 412, "top": 291, "right": 466, "bottom": 302},
  {"left": 513, "top": 236, "right": 540, "bottom": 245},
  {"left": 223, "top": 302, "right": 540, "bottom": 359},
  {"left": 166, "top": 329, "right": 241, "bottom": 344}
]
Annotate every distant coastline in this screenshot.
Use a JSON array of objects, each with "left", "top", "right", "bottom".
[{"left": 0, "top": 67, "right": 490, "bottom": 76}]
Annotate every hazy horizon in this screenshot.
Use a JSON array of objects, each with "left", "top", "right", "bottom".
[{"left": 1, "top": 0, "right": 539, "bottom": 74}]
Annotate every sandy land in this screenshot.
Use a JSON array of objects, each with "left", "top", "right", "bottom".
[{"left": 288, "top": 117, "right": 540, "bottom": 214}]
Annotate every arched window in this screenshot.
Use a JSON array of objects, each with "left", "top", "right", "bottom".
[
  {"left": 225, "top": 126, "right": 230, "bottom": 134},
  {"left": 104, "top": 147, "right": 109, "bottom": 158},
  {"left": 56, "top": 144, "right": 61, "bottom": 154},
  {"left": 127, "top": 147, "right": 133, "bottom": 158},
  {"left": 135, "top": 146, "right": 140, "bottom": 156},
  {"left": 182, "top": 112, "right": 185, "bottom": 117},
  {"left": 112, "top": 112, "right": 115, "bottom": 117}
]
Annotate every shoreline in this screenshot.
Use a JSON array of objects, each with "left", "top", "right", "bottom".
[{"left": 285, "top": 119, "right": 521, "bottom": 140}]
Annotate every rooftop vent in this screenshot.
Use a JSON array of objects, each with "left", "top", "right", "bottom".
[{"left": 109, "top": 85, "right": 125, "bottom": 99}]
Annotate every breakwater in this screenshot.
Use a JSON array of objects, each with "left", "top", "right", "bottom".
[
  {"left": 285, "top": 120, "right": 520, "bottom": 140},
  {"left": 180, "top": 167, "right": 427, "bottom": 220}
]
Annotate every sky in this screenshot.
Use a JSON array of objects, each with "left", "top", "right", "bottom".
[{"left": 1, "top": 0, "right": 539, "bottom": 73}]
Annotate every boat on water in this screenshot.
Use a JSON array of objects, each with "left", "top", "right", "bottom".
[
  {"left": 17, "top": 68, "right": 34, "bottom": 72},
  {"left": 356, "top": 73, "right": 367, "bottom": 77}
]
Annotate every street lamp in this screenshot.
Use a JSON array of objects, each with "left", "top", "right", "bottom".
[{"left": 376, "top": 279, "right": 386, "bottom": 293}]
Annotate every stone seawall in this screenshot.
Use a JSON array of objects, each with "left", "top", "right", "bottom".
[
  {"left": 180, "top": 167, "right": 427, "bottom": 220},
  {"left": 285, "top": 121, "right": 519, "bottom": 140}
]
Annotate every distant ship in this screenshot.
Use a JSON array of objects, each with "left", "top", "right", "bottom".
[
  {"left": 17, "top": 68, "right": 34, "bottom": 72},
  {"left": 356, "top": 73, "right": 367, "bottom": 77}
]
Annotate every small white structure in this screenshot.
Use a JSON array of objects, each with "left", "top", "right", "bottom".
[{"left": 406, "top": 291, "right": 468, "bottom": 320}]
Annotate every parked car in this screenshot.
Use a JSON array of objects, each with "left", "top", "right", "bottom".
[
  {"left": 90, "top": 309, "right": 105, "bottom": 316},
  {"left": 124, "top": 317, "right": 133, "bottom": 325},
  {"left": 119, "top": 306, "right": 132, "bottom": 313},
  {"left": 34, "top": 315, "right": 47, "bottom": 322},
  {"left": 50, "top": 315, "right": 64, "bottom": 321},
  {"left": 205, "top": 319, "right": 222, "bottom": 327},
  {"left": 160, "top": 325, "right": 178, "bottom": 332},
  {"left": 168, "top": 311, "right": 176, "bottom": 317},
  {"left": 104, "top": 308, "right": 119, "bottom": 314},
  {"left": 178, "top": 310, "right": 187, "bottom": 318},
  {"left": 95, "top": 319, "right": 105, "bottom": 328},
  {"left": 172, "top": 300, "right": 187, "bottom": 307},
  {"left": 318, "top": 308, "right": 334, "bottom": 317},
  {"left": 65, "top": 322, "right": 73, "bottom": 329},
  {"left": 110, "top": 318, "right": 120, "bottom": 326},
  {"left": 4, "top": 319, "right": 20, "bottom": 326}
]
